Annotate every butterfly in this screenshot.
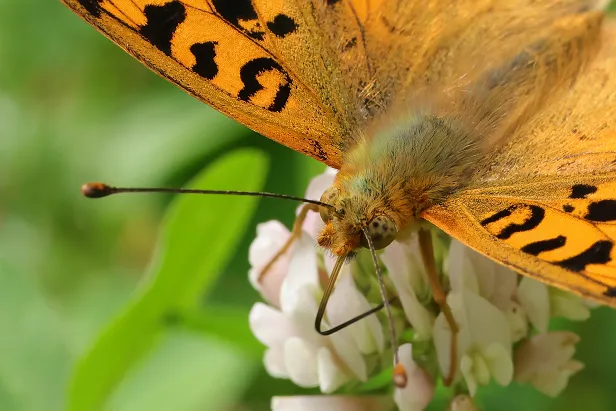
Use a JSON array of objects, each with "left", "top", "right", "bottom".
[{"left": 63, "top": 0, "right": 616, "bottom": 380}]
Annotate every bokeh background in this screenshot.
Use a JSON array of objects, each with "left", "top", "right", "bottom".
[{"left": 1, "top": 2, "right": 616, "bottom": 411}]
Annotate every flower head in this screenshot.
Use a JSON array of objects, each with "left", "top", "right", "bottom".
[{"left": 248, "top": 168, "right": 594, "bottom": 410}]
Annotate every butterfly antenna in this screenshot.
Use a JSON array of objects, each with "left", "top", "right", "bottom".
[
  {"left": 314, "top": 256, "right": 398, "bottom": 334},
  {"left": 81, "top": 182, "right": 335, "bottom": 209},
  {"left": 361, "top": 226, "right": 407, "bottom": 388}
]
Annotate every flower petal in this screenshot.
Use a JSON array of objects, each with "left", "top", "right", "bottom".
[
  {"left": 394, "top": 344, "right": 435, "bottom": 411},
  {"left": 264, "top": 347, "right": 289, "bottom": 378},
  {"left": 284, "top": 337, "right": 320, "bottom": 388},
  {"left": 317, "top": 347, "right": 352, "bottom": 393},
  {"left": 248, "top": 221, "right": 292, "bottom": 307},
  {"left": 460, "top": 354, "right": 478, "bottom": 397},
  {"left": 449, "top": 395, "right": 479, "bottom": 411},
  {"left": 550, "top": 289, "right": 591, "bottom": 321},
  {"left": 249, "top": 302, "right": 295, "bottom": 347},
  {"left": 299, "top": 168, "right": 336, "bottom": 238},
  {"left": 280, "top": 232, "right": 319, "bottom": 317},
  {"left": 382, "top": 240, "right": 434, "bottom": 340},
  {"left": 484, "top": 343, "right": 513, "bottom": 386},
  {"left": 272, "top": 395, "right": 392, "bottom": 411},
  {"left": 514, "top": 331, "right": 583, "bottom": 397},
  {"left": 517, "top": 277, "right": 550, "bottom": 332},
  {"left": 326, "top": 270, "right": 385, "bottom": 355}
]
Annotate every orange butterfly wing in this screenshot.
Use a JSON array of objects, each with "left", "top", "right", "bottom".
[
  {"left": 61, "top": 0, "right": 355, "bottom": 166},
  {"left": 424, "top": 23, "right": 616, "bottom": 306}
]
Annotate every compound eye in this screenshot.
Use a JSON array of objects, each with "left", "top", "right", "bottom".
[
  {"left": 319, "top": 186, "right": 338, "bottom": 223},
  {"left": 360, "top": 215, "right": 397, "bottom": 250}
]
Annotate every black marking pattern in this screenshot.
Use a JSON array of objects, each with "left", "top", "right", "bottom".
[
  {"left": 129, "top": 0, "right": 297, "bottom": 112},
  {"left": 140, "top": 1, "right": 186, "bottom": 56},
  {"left": 563, "top": 204, "right": 575, "bottom": 213},
  {"left": 604, "top": 287, "right": 616, "bottom": 297},
  {"left": 480, "top": 208, "right": 512, "bottom": 226},
  {"left": 238, "top": 58, "right": 291, "bottom": 112},
  {"left": 267, "top": 15, "right": 298, "bottom": 38},
  {"left": 585, "top": 200, "right": 616, "bottom": 222},
  {"left": 190, "top": 42, "right": 218, "bottom": 80},
  {"left": 555, "top": 240, "right": 613, "bottom": 272},
  {"left": 481, "top": 204, "right": 545, "bottom": 240},
  {"left": 211, "top": 0, "right": 297, "bottom": 40},
  {"left": 78, "top": 0, "right": 103, "bottom": 16},
  {"left": 309, "top": 139, "right": 328, "bottom": 162},
  {"left": 570, "top": 184, "right": 597, "bottom": 199},
  {"left": 521, "top": 236, "right": 566, "bottom": 256},
  {"left": 212, "top": 0, "right": 265, "bottom": 40}
]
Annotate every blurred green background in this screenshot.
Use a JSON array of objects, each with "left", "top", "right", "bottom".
[{"left": 1, "top": 2, "right": 615, "bottom": 411}]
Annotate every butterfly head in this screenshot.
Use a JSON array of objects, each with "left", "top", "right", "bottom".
[{"left": 317, "top": 182, "right": 399, "bottom": 257}]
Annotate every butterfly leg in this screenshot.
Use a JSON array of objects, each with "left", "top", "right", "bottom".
[
  {"left": 418, "top": 228, "right": 459, "bottom": 386},
  {"left": 257, "top": 203, "right": 320, "bottom": 282}
]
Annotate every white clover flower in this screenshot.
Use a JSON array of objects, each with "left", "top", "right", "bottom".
[
  {"left": 513, "top": 331, "right": 584, "bottom": 397},
  {"left": 248, "top": 168, "right": 593, "bottom": 410},
  {"left": 249, "top": 230, "right": 383, "bottom": 392},
  {"left": 434, "top": 240, "right": 514, "bottom": 395},
  {"left": 272, "top": 395, "right": 392, "bottom": 411}
]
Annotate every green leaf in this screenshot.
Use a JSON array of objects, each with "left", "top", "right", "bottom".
[
  {"left": 67, "top": 149, "right": 269, "bottom": 411},
  {"left": 107, "top": 329, "right": 258, "bottom": 411}
]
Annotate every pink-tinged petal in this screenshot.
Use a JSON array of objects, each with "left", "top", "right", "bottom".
[
  {"left": 394, "top": 344, "right": 435, "bottom": 411},
  {"left": 284, "top": 337, "right": 320, "bottom": 388},
  {"left": 317, "top": 347, "right": 353, "bottom": 393},
  {"left": 382, "top": 240, "right": 434, "bottom": 340},
  {"left": 326, "top": 271, "right": 385, "bottom": 355},
  {"left": 299, "top": 168, "right": 337, "bottom": 238},
  {"left": 304, "top": 167, "right": 337, "bottom": 200},
  {"left": 517, "top": 277, "right": 550, "bottom": 332},
  {"left": 514, "top": 331, "right": 583, "bottom": 396},
  {"left": 272, "top": 395, "right": 392, "bottom": 411},
  {"left": 249, "top": 221, "right": 292, "bottom": 307},
  {"left": 249, "top": 303, "right": 295, "bottom": 347},
  {"left": 449, "top": 395, "right": 479, "bottom": 411},
  {"left": 280, "top": 232, "right": 320, "bottom": 316},
  {"left": 264, "top": 347, "right": 289, "bottom": 378}
]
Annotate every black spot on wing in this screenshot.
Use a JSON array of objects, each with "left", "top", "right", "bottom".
[
  {"left": 211, "top": 0, "right": 265, "bottom": 40},
  {"left": 563, "top": 204, "right": 575, "bottom": 213},
  {"left": 480, "top": 208, "right": 512, "bottom": 226},
  {"left": 190, "top": 42, "right": 218, "bottom": 80},
  {"left": 585, "top": 200, "right": 616, "bottom": 222},
  {"left": 570, "top": 184, "right": 597, "bottom": 199},
  {"left": 481, "top": 205, "right": 545, "bottom": 240},
  {"left": 555, "top": 240, "right": 613, "bottom": 272},
  {"left": 78, "top": 0, "right": 103, "bottom": 16},
  {"left": 238, "top": 58, "right": 291, "bottom": 112},
  {"left": 326, "top": 0, "right": 341, "bottom": 5},
  {"left": 267, "top": 15, "right": 298, "bottom": 38},
  {"left": 497, "top": 206, "right": 544, "bottom": 239},
  {"left": 521, "top": 236, "right": 566, "bottom": 256},
  {"left": 604, "top": 287, "right": 616, "bottom": 297},
  {"left": 140, "top": 1, "right": 186, "bottom": 56}
]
